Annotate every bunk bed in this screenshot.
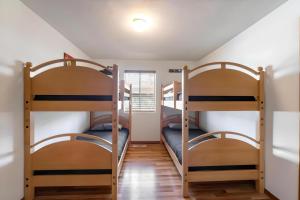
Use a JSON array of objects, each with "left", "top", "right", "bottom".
[
  {"left": 160, "top": 62, "right": 265, "bottom": 198},
  {"left": 24, "top": 59, "right": 132, "bottom": 200},
  {"left": 162, "top": 81, "right": 182, "bottom": 109}
]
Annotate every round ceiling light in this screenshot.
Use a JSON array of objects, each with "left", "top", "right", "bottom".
[{"left": 132, "top": 17, "right": 149, "bottom": 32}]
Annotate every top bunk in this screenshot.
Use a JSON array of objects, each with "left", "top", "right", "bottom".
[
  {"left": 24, "top": 59, "right": 121, "bottom": 111},
  {"left": 162, "top": 62, "right": 264, "bottom": 111},
  {"left": 119, "top": 80, "right": 132, "bottom": 111},
  {"left": 162, "top": 81, "right": 182, "bottom": 110}
]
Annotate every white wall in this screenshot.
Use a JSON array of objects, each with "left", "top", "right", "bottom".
[
  {"left": 96, "top": 59, "right": 193, "bottom": 141},
  {"left": 2, "top": 0, "right": 298, "bottom": 199},
  {"left": 196, "top": 0, "right": 299, "bottom": 199},
  {"left": 0, "top": 1, "right": 89, "bottom": 199}
]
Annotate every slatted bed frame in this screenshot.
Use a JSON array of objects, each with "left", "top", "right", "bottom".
[
  {"left": 160, "top": 62, "right": 265, "bottom": 198},
  {"left": 24, "top": 59, "right": 132, "bottom": 200}
]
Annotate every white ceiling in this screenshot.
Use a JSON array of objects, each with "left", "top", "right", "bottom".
[{"left": 22, "top": 0, "right": 286, "bottom": 61}]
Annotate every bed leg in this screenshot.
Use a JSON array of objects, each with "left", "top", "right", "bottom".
[
  {"left": 112, "top": 181, "right": 118, "bottom": 200},
  {"left": 182, "top": 178, "right": 189, "bottom": 198},
  {"left": 256, "top": 178, "right": 264, "bottom": 193},
  {"left": 25, "top": 185, "right": 34, "bottom": 200},
  {"left": 31, "top": 186, "right": 35, "bottom": 200}
]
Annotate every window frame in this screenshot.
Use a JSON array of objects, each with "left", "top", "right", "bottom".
[{"left": 124, "top": 70, "right": 157, "bottom": 113}]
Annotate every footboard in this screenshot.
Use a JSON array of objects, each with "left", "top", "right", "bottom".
[
  {"left": 30, "top": 134, "right": 112, "bottom": 187},
  {"left": 187, "top": 131, "right": 260, "bottom": 182}
]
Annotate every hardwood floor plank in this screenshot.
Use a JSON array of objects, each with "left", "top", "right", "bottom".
[{"left": 35, "top": 144, "right": 271, "bottom": 200}]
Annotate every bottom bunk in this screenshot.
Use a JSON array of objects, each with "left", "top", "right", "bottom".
[
  {"left": 161, "top": 124, "right": 261, "bottom": 184},
  {"left": 30, "top": 127, "right": 129, "bottom": 190},
  {"left": 78, "top": 127, "right": 129, "bottom": 161},
  {"left": 78, "top": 126, "right": 130, "bottom": 175}
]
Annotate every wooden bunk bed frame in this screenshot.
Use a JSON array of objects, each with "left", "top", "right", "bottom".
[
  {"left": 161, "top": 81, "right": 181, "bottom": 109},
  {"left": 160, "top": 62, "right": 265, "bottom": 198},
  {"left": 24, "top": 59, "right": 132, "bottom": 200}
]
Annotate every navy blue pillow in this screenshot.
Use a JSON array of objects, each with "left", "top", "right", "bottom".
[
  {"left": 168, "top": 123, "right": 199, "bottom": 130},
  {"left": 90, "top": 123, "right": 105, "bottom": 131},
  {"left": 103, "top": 123, "right": 122, "bottom": 130}
]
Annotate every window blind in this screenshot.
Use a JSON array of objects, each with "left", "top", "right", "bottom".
[{"left": 124, "top": 70, "right": 156, "bottom": 112}]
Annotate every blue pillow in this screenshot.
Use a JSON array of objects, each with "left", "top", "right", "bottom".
[
  {"left": 90, "top": 123, "right": 105, "bottom": 131},
  {"left": 103, "top": 123, "right": 122, "bottom": 130},
  {"left": 168, "top": 123, "right": 199, "bottom": 130},
  {"left": 168, "top": 123, "right": 182, "bottom": 129}
]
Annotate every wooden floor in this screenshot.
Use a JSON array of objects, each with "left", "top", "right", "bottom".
[{"left": 35, "top": 144, "right": 271, "bottom": 200}]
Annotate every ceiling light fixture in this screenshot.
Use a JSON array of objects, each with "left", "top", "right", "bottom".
[{"left": 132, "top": 17, "right": 149, "bottom": 32}]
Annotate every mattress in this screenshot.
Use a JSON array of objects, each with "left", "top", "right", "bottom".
[
  {"left": 34, "top": 95, "right": 112, "bottom": 101},
  {"left": 162, "top": 127, "right": 206, "bottom": 164},
  {"left": 78, "top": 128, "right": 129, "bottom": 161},
  {"left": 177, "top": 93, "right": 256, "bottom": 101},
  {"left": 162, "top": 127, "right": 256, "bottom": 171}
]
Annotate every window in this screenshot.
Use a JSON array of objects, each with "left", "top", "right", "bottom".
[{"left": 124, "top": 70, "right": 156, "bottom": 112}]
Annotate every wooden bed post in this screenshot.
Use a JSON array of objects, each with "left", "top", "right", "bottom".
[
  {"left": 129, "top": 84, "right": 132, "bottom": 142},
  {"left": 24, "top": 62, "right": 34, "bottom": 200},
  {"left": 173, "top": 81, "right": 177, "bottom": 108},
  {"left": 160, "top": 84, "right": 164, "bottom": 144},
  {"left": 120, "top": 80, "right": 125, "bottom": 111},
  {"left": 182, "top": 65, "right": 189, "bottom": 197},
  {"left": 174, "top": 81, "right": 181, "bottom": 109},
  {"left": 89, "top": 112, "right": 94, "bottom": 128},
  {"left": 195, "top": 111, "right": 200, "bottom": 128},
  {"left": 112, "top": 64, "right": 119, "bottom": 200},
  {"left": 257, "top": 67, "right": 265, "bottom": 193}
]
